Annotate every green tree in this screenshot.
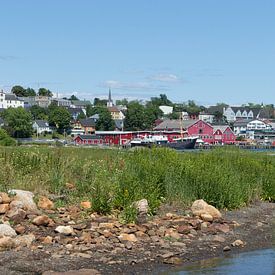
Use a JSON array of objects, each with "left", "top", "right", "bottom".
[
  {"left": 124, "top": 101, "right": 147, "bottom": 130},
  {"left": 25, "top": 88, "right": 36, "bottom": 97},
  {"left": 49, "top": 107, "right": 71, "bottom": 132},
  {"left": 29, "top": 105, "right": 48, "bottom": 120},
  {"left": 116, "top": 98, "right": 128, "bottom": 106},
  {"left": 38, "top": 88, "right": 53, "bottom": 97},
  {"left": 0, "top": 129, "right": 16, "bottom": 146},
  {"left": 1, "top": 107, "right": 33, "bottom": 138},
  {"left": 93, "top": 98, "right": 108, "bottom": 106},
  {"left": 11, "top": 85, "right": 26, "bottom": 97},
  {"left": 96, "top": 108, "right": 115, "bottom": 131},
  {"left": 69, "top": 94, "right": 79, "bottom": 101}
]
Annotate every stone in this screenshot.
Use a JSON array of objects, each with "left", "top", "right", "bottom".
[
  {"left": 135, "top": 199, "right": 149, "bottom": 214},
  {"left": 9, "top": 200, "right": 24, "bottom": 210},
  {"left": 215, "top": 223, "right": 230, "bottom": 233},
  {"left": 177, "top": 225, "right": 191, "bottom": 234},
  {"left": 191, "top": 199, "right": 222, "bottom": 219},
  {"left": 223, "top": 246, "right": 231, "bottom": 251},
  {"left": 32, "top": 215, "right": 53, "bottom": 226},
  {"left": 163, "top": 257, "right": 183, "bottom": 265},
  {"left": 14, "top": 234, "right": 35, "bottom": 247},
  {"left": 0, "top": 236, "right": 16, "bottom": 251},
  {"left": 55, "top": 225, "right": 74, "bottom": 235},
  {"left": 0, "top": 224, "right": 17, "bottom": 237},
  {"left": 6, "top": 208, "right": 26, "bottom": 224},
  {"left": 212, "top": 235, "right": 226, "bottom": 243},
  {"left": 9, "top": 190, "right": 37, "bottom": 212},
  {"left": 124, "top": 241, "right": 133, "bottom": 250},
  {"left": 42, "top": 269, "right": 100, "bottom": 275},
  {"left": 43, "top": 236, "right": 53, "bottom": 244},
  {"left": 118, "top": 233, "right": 138, "bottom": 243},
  {"left": 37, "top": 196, "right": 54, "bottom": 210},
  {"left": 231, "top": 239, "right": 244, "bottom": 247},
  {"left": 14, "top": 225, "right": 26, "bottom": 235},
  {"left": 0, "top": 192, "right": 11, "bottom": 204},
  {"left": 201, "top": 213, "right": 214, "bottom": 222},
  {"left": 161, "top": 252, "right": 175, "bottom": 258},
  {"left": 80, "top": 201, "right": 91, "bottom": 209},
  {"left": 201, "top": 222, "right": 209, "bottom": 229},
  {"left": 0, "top": 204, "right": 9, "bottom": 214}
]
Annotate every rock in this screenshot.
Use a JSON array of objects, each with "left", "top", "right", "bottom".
[
  {"left": 14, "top": 234, "right": 35, "bottom": 247},
  {"left": 231, "top": 239, "right": 244, "bottom": 247},
  {"left": 80, "top": 201, "right": 91, "bottom": 209},
  {"left": 163, "top": 257, "right": 183, "bottom": 265},
  {"left": 43, "top": 236, "right": 53, "bottom": 244},
  {"left": 43, "top": 269, "right": 100, "bottom": 275},
  {"left": 37, "top": 196, "right": 54, "bottom": 210},
  {"left": 177, "top": 225, "right": 191, "bottom": 234},
  {"left": 0, "top": 204, "right": 9, "bottom": 214},
  {"left": 201, "top": 213, "right": 214, "bottom": 222},
  {"left": 191, "top": 199, "right": 222, "bottom": 219},
  {"left": 223, "top": 246, "right": 231, "bottom": 251},
  {"left": 201, "top": 222, "right": 209, "bottom": 229},
  {"left": 55, "top": 225, "right": 74, "bottom": 235},
  {"left": 6, "top": 208, "right": 26, "bottom": 224},
  {"left": 0, "top": 192, "right": 11, "bottom": 204},
  {"left": 124, "top": 241, "right": 133, "bottom": 249},
  {"left": 165, "top": 229, "right": 181, "bottom": 240},
  {"left": 9, "top": 190, "right": 37, "bottom": 212},
  {"left": 0, "top": 224, "right": 17, "bottom": 237},
  {"left": 0, "top": 236, "right": 16, "bottom": 251},
  {"left": 32, "top": 215, "right": 53, "bottom": 226},
  {"left": 118, "top": 233, "right": 138, "bottom": 243},
  {"left": 161, "top": 252, "right": 175, "bottom": 258},
  {"left": 135, "top": 199, "right": 149, "bottom": 214},
  {"left": 212, "top": 235, "right": 226, "bottom": 243},
  {"left": 14, "top": 225, "right": 26, "bottom": 235},
  {"left": 215, "top": 223, "right": 230, "bottom": 233}
]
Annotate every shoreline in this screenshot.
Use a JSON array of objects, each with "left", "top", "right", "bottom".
[{"left": 0, "top": 201, "right": 273, "bottom": 274}]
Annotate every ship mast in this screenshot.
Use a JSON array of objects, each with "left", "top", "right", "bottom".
[{"left": 180, "top": 112, "right": 184, "bottom": 141}]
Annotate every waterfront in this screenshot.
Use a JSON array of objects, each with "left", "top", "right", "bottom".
[{"left": 167, "top": 248, "right": 275, "bottom": 275}]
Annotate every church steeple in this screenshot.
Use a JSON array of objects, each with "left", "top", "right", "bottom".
[{"left": 107, "top": 88, "right": 113, "bottom": 107}]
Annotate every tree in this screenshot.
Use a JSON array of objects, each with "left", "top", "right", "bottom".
[
  {"left": 38, "top": 88, "right": 53, "bottom": 97},
  {"left": 124, "top": 101, "right": 147, "bottom": 131},
  {"left": 0, "top": 129, "right": 16, "bottom": 146},
  {"left": 1, "top": 107, "right": 33, "bottom": 138},
  {"left": 96, "top": 108, "right": 115, "bottom": 131},
  {"left": 116, "top": 98, "right": 128, "bottom": 106},
  {"left": 150, "top": 94, "right": 172, "bottom": 107},
  {"left": 93, "top": 98, "right": 108, "bottom": 106},
  {"left": 29, "top": 105, "right": 48, "bottom": 120},
  {"left": 25, "top": 88, "right": 36, "bottom": 97},
  {"left": 11, "top": 85, "right": 26, "bottom": 97},
  {"left": 69, "top": 95, "right": 79, "bottom": 101},
  {"left": 49, "top": 107, "right": 71, "bottom": 132}
]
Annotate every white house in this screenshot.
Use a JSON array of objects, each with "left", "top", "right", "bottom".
[
  {"left": 159, "top": 105, "right": 173, "bottom": 115},
  {"left": 0, "top": 91, "right": 24, "bottom": 109},
  {"left": 33, "top": 120, "right": 52, "bottom": 134}
]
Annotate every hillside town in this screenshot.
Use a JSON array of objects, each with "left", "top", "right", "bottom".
[{"left": 1, "top": 86, "right": 275, "bottom": 147}]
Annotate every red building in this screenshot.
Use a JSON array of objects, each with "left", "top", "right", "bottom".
[
  {"left": 187, "top": 120, "right": 214, "bottom": 144},
  {"left": 74, "top": 134, "right": 104, "bottom": 145},
  {"left": 213, "top": 126, "right": 236, "bottom": 144}
]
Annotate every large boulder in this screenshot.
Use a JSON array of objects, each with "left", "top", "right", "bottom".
[
  {"left": 9, "top": 190, "right": 37, "bottom": 212},
  {"left": 0, "top": 224, "right": 17, "bottom": 237},
  {"left": 191, "top": 199, "right": 222, "bottom": 219}
]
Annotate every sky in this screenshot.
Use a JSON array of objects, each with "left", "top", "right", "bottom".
[{"left": 0, "top": 0, "right": 274, "bottom": 105}]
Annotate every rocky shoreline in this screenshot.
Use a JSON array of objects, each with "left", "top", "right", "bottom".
[{"left": 0, "top": 190, "right": 274, "bottom": 275}]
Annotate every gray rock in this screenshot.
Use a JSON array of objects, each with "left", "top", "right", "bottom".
[
  {"left": 55, "top": 225, "right": 74, "bottom": 235},
  {"left": 9, "top": 189, "right": 37, "bottom": 212},
  {"left": 0, "top": 224, "right": 17, "bottom": 237}
]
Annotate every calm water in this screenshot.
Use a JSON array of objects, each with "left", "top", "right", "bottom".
[{"left": 166, "top": 249, "right": 275, "bottom": 275}]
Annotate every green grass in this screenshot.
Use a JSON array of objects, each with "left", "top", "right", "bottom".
[{"left": 0, "top": 146, "right": 274, "bottom": 222}]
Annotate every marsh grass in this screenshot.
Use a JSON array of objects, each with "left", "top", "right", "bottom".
[{"left": 0, "top": 146, "right": 274, "bottom": 222}]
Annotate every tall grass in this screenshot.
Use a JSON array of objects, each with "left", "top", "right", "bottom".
[{"left": 0, "top": 146, "right": 274, "bottom": 222}]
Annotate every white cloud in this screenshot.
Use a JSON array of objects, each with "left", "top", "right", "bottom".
[{"left": 149, "top": 73, "right": 181, "bottom": 82}]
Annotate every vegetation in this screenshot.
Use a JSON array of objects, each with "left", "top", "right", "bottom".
[
  {"left": 0, "top": 147, "right": 273, "bottom": 223},
  {"left": 0, "top": 129, "right": 16, "bottom": 146}
]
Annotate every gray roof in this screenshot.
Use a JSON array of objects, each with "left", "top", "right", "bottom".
[
  {"left": 74, "top": 134, "right": 102, "bottom": 140},
  {"left": 5, "top": 94, "right": 24, "bottom": 101},
  {"left": 90, "top": 114, "right": 100, "bottom": 119},
  {"left": 154, "top": 119, "right": 198, "bottom": 131},
  {"left": 34, "top": 120, "right": 49, "bottom": 128},
  {"left": 233, "top": 119, "right": 253, "bottom": 127},
  {"left": 79, "top": 118, "right": 96, "bottom": 127},
  {"left": 71, "top": 100, "right": 91, "bottom": 106},
  {"left": 114, "top": 119, "right": 124, "bottom": 130}
]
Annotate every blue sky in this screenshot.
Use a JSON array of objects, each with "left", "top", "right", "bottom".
[{"left": 0, "top": 0, "right": 274, "bottom": 105}]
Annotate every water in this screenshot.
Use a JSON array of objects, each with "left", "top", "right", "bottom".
[{"left": 166, "top": 249, "right": 275, "bottom": 275}]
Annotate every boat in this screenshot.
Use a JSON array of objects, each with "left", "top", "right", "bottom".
[{"left": 130, "top": 135, "right": 197, "bottom": 150}]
